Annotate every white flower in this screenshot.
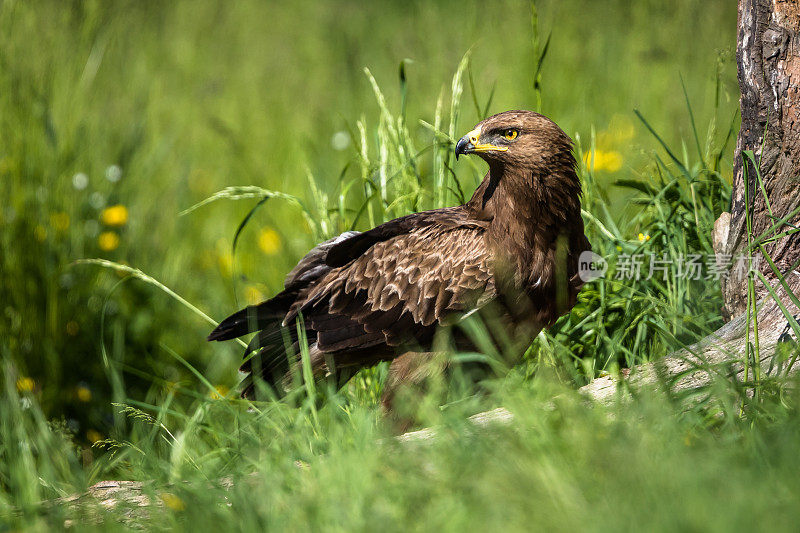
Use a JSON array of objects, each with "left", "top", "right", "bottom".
[
  {"left": 89, "top": 192, "right": 105, "bottom": 209},
  {"left": 105, "top": 165, "right": 122, "bottom": 183},
  {"left": 331, "top": 131, "right": 350, "bottom": 151},
  {"left": 72, "top": 172, "right": 88, "bottom": 190}
]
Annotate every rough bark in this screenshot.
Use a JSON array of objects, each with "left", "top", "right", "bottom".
[{"left": 720, "top": 0, "right": 800, "bottom": 319}]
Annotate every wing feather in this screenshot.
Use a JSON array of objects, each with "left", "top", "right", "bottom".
[
  {"left": 214, "top": 207, "right": 496, "bottom": 396},
  {"left": 288, "top": 223, "right": 495, "bottom": 360}
]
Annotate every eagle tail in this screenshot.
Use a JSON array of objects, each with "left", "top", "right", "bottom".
[
  {"left": 207, "top": 290, "right": 296, "bottom": 341},
  {"left": 208, "top": 291, "right": 312, "bottom": 399},
  {"left": 239, "top": 326, "right": 298, "bottom": 399}
]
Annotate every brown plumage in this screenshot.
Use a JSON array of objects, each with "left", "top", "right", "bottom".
[{"left": 208, "top": 110, "right": 590, "bottom": 401}]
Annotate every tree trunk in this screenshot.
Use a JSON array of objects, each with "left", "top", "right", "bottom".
[{"left": 719, "top": 0, "right": 800, "bottom": 319}]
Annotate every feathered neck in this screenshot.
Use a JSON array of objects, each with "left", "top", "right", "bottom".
[
  {"left": 465, "top": 161, "right": 584, "bottom": 294},
  {"left": 466, "top": 162, "right": 582, "bottom": 240}
]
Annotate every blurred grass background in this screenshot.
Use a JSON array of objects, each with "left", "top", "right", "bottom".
[{"left": 6, "top": 1, "right": 783, "bottom": 527}]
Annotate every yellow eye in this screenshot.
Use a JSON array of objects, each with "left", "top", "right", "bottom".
[{"left": 504, "top": 129, "right": 518, "bottom": 140}]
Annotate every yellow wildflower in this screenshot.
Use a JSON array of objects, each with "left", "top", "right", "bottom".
[
  {"left": 258, "top": 227, "right": 282, "bottom": 255},
  {"left": 16, "top": 377, "right": 34, "bottom": 392},
  {"left": 583, "top": 150, "right": 623, "bottom": 172},
  {"left": 50, "top": 212, "right": 70, "bottom": 232},
  {"left": 597, "top": 115, "right": 635, "bottom": 146},
  {"left": 161, "top": 493, "right": 186, "bottom": 511},
  {"left": 210, "top": 385, "right": 229, "bottom": 400},
  {"left": 215, "top": 238, "right": 234, "bottom": 274},
  {"left": 34, "top": 225, "right": 47, "bottom": 242},
  {"left": 101, "top": 205, "right": 128, "bottom": 227},
  {"left": 637, "top": 233, "right": 651, "bottom": 242},
  {"left": 244, "top": 285, "right": 265, "bottom": 305},
  {"left": 76, "top": 385, "right": 92, "bottom": 402},
  {"left": 218, "top": 252, "right": 233, "bottom": 276},
  {"left": 87, "top": 429, "right": 103, "bottom": 443},
  {"left": 98, "top": 231, "right": 120, "bottom": 251}
]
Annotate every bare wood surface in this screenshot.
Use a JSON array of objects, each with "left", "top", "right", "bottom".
[{"left": 580, "top": 296, "right": 795, "bottom": 403}]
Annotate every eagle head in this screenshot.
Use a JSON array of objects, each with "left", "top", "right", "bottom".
[{"left": 455, "top": 110, "right": 573, "bottom": 172}]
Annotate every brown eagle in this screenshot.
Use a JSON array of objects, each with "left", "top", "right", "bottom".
[{"left": 208, "top": 110, "right": 590, "bottom": 406}]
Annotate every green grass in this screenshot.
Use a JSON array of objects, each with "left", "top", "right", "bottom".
[
  {"left": 4, "top": 366, "right": 800, "bottom": 530},
  {"left": 7, "top": 1, "right": 800, "bottom": 531}
]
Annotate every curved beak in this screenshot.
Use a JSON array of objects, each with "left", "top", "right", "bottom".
[
  {"left": 455, "top": 127, "right": 481, "bottom": 160},
  {"left": 455, "top": 136, "right": 473, "bottom": 160},
  {"left": 454, "top": 127, "right": 508, "bottom": 160}
]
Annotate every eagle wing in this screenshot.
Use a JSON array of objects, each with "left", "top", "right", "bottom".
[
  {"left": 288, "top": 221, "right": 495, "bottom": 359},
  {"left": 209, "top": 208, "right": 497, "bottom": 395}
]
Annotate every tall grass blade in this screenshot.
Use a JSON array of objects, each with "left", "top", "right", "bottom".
[
  {"left": 634, "top": 109, "right": 690, "bottom": 178},
  {"left": 680, "top": 74, "right": 705, "bottom": 167},
  {"left": 75, "top": 259, "right": 247, "bottom": 348}
]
